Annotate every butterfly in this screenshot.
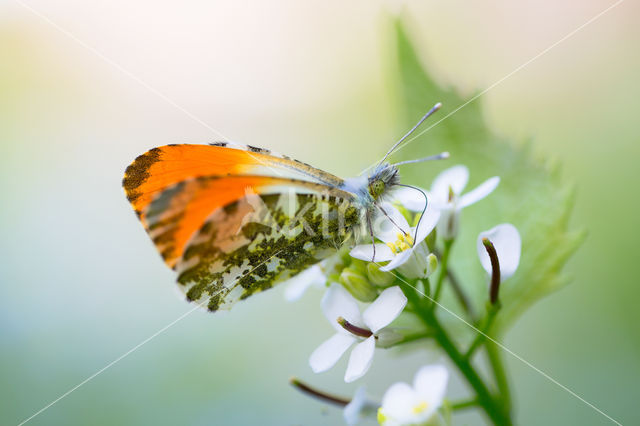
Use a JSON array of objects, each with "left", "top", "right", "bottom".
[{"left": 123, "top": 103, "right": 446, "bottom": 311}]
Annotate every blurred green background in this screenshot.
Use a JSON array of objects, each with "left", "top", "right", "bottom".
[{"left": 1, "top": 1, "right": 638, "bottom": 425}]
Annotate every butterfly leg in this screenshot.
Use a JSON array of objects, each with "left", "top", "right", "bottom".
[{"left": 366, "top": 211, "right": 376, "bottom": 262}]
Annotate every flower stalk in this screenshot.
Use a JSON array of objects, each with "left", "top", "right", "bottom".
[
  {"left": 289, "top": 377, "right": 350, "bottom": 407},
  {"left": 450, "top": 398, "right": 479, "bottom": 411},
  {"left": 391, "top": 331, "right": 433, "bottom": 347},
  {"left": 465, "top": 303, "right": 500, "bottom": 360},
  {"left": 400, "top": 281, "right": 512, "bottom": 426},
  {"left": 432, "top": 239, "right": 453, "bottom": 302},
  {"left": 444, "top": 266, "right": 475, "bottom": 319},
  {"left": 487, "top": 338, "right": 512, "bottom": 415}
]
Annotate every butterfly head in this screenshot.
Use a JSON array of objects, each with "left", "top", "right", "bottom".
[{"left": 368, "top": 163, "right": 399, "bottom": 201}]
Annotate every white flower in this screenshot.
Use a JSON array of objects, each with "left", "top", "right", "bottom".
[
  {"left": 344, "top": 386, "right": 377, "bottom": 425},
  {"left": 477, "top": 223, "right": 521, "bottom": 280},
  {"left": 395, "top": 165, "right": 499, "bottom": 239},
  {"left": 378, "top": 365, "right": 449, "bottom": 426},
  {"left": 283, "top": 264, "right": 327, "bottom": 301},
  {"left": 309, "top": 284, "right": 407, "bottom": 383},
  {"left": 349, "top": 203, "right": 439, "bottom": 279}
]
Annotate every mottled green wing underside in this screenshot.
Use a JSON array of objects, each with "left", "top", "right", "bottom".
[{"left": 146, "top": 176, "right": 361, "bottom": 311}]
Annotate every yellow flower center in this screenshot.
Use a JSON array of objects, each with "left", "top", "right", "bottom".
[
  {"left": 386, "top": 232, "right": 414, "bottom": 254},
  {"left": 412, "top": 400, "right": 429, "bottom": 414}
]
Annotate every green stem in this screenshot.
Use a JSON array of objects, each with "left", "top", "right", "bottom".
[
  {"left": 446, "top": 267, "right": 475, "bottom": 320},
  {"left": 400, "top": 283, "right": 511, "bottom": 426},
  {"left": 395, "top": 331, "right": 432, "bottom": 346},
  {"left": 433, "top": 239, "right": 453, "bottom": 302},
  {"left": 421, "top": 277, "right": 431, "bottom": 299},
  {"left": 450, "top": 398, "right": 479, "bottom": 411},
  {"left": 487, "top": 339, "right": 512, "bottom": 414},
  {"left": 464, "top": 303, "right": 512, "bottom": 416},
  {"left": 465, "top": 304, "right": 499, "bottom": 359},
  {"left": 433, "top": 247, "right": 474, "bottom": 319},
  {"left": 431, "top": 317, "right": 509, "bottom": 425}
]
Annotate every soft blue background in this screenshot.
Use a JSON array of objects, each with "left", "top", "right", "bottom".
[{"left": 1, "top": 1, "right": 638, "bottom": 425}]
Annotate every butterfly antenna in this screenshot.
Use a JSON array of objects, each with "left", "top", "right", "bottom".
[
  {"left": 378, "top": 102, "right": 442, "bottom": 166},
  {"left": 391, "top": 152, "right": 450, "bottom": 167},
  {"left": 396, "top": 184, "right": 428, "bottom": 244}
]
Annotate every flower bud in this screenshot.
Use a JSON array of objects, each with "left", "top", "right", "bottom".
[
  {"left": 366, "top": 263, "right": 395, "bottom": 287},
  {"left": 349, "top": 258, "right": 369, "bottom": 276},
  {"left": 340, "top": 267, "right": 378, "bottom": 302},
  {"left": 425, "top": 253, "right": 438, "bottom": 278}
]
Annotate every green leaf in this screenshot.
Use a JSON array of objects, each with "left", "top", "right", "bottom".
[{"left": 388, "top": 19, "right": 586, "bottom": 331}]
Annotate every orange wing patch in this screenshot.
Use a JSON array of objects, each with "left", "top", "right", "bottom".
[
  {"left": 123, "top": 145, "right": 263, "bottom": 216},
  {"left": 122, "top": 144, "right": 343, "bottom": 218}
]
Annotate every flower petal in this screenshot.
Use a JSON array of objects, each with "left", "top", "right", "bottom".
[
  {"left": 430, "top": 165, "right": 469, "bottom": 203},
  {"left": 380, "top": 382, "right": 418, "bottom": 423},
  {"left": 283, "top": 265, "right": 326, "bottom": 301},
  {"left": 379, "top": 249, "right": 413, "bottom": 272},
  {"left": 362, "top": 286, "right": 407, "bottom": 333},
  {"left": 343, "top": 386, "right": 368, "bottom": 426},
  {"left": 413, "top": 364, "right": 449, "bottom": 411},
  {"left": 309, "top": 333, "right": 356, "bottom": 373},
  {"left": 459, "top": 176, "right": 500, "bottom": 208},
  {"left": 414, "top": 206, "right": 441, "bottom": 243},
  {"left": 322, "top": 284, "right": 365, "bottom": 332},
  {"left": 375, "top": 202, "right": 411, "bottom": 242},
  {"left": 393, "top": 186, "right": 428, "bottom": 212},
  {"left": 344, "top": 336, "right": 376, "bottom": 382},
  {"left": 350, "top": 244, "right": 395, "bottom": 262},
  {"left": 477, "top": 223, "right": 522, "bottom": 279}
]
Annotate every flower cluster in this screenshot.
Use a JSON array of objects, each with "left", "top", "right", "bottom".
[
  {"left": 288, "top": 165, "right": 522, "bottom": 425},
  {"left": 310, "top": 284, "right": 407, "bottom": 383}
]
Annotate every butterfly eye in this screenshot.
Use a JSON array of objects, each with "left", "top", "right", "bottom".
[{"left": 370, "top": 180, "right": 385, "bottom": 199}]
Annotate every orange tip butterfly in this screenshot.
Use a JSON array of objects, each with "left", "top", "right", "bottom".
[{"left": 123, "top": 103, "right": 447, "bottom": 311}]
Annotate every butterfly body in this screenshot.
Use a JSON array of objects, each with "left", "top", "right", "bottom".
[{"left": 123, "top": 143, "right": 402, "bottom": 311}]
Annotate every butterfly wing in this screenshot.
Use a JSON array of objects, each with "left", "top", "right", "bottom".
[
  {"left": 123, "top": 144, "right": 361, "bottom": 311},
  {"left": 123, "top": 143, "right": 344, "bottom": 219},
  {"left": 166, "top": 177, "right": 360, "bottom": 311}
]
